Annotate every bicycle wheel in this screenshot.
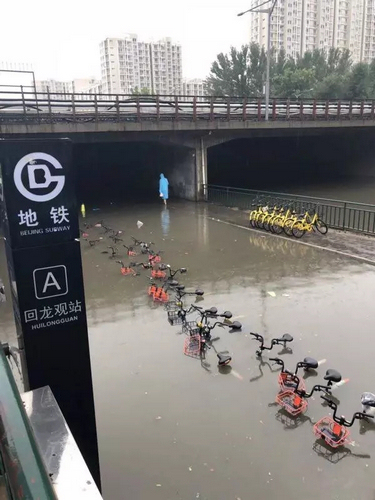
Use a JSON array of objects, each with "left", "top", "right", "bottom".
[
  {"left": 283, "top": 218, "right": 295, "bottom": 236},
  {"left": 250, "top": 213, "right": 258, "bottom": 228},
  {"left": 271, "top": 216, "right": 284, "bottom": 234},
  {"left": 263, "top": 215, "right": 272, "bottom": 231},
  {"left": 292, "top": 221, "right": 306, "bottom": 238},
  {"left": 315, "top": 219, "right": 328, "bottom": 235},
  {"left": 249, "top": 212, "right": 256, "bottom": 227},
  {"left": 256, "top": 213, "right": 266, "bottom": 229}
]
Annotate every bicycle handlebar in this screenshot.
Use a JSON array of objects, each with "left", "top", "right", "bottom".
[
  {"left": 320, "top": 395, "right": 374, "bottom": 427},
  {"left": 250, "top": 332, "right": 264, "bottom": 342}
]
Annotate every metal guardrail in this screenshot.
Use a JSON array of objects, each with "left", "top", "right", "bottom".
[
  {"left": 1, "top": 91, "right": 375, "bottom": 124},
  {"left": 205, "top": 184, "right": 375, "bottom": 235},
  {"left": 0, "top": 345, "right": 57, "bottom": 499}
]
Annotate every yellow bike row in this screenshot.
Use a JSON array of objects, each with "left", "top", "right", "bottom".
[{"left": 249, "top": 198, "right": 328, "bottom": 238}]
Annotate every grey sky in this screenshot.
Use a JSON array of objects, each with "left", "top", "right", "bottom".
[{"left": 1, "top": 0, "right": 251, "bottom": 82}]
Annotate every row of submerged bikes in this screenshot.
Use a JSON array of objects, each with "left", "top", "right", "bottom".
[
  {"left": 83, "top": 220, "right": 374, "bottom": 461},
  {"left": 249, "top": 196, "right": 329, "bottom": 238}
]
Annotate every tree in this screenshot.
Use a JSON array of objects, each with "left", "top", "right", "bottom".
[
  {"left": 206, "top": 43, "right": 273, "bottom": 97},
  {"left": 346, "top": 63, "right": 369, "bottom": 99},
  {"left": 205, "top": 42, "right": 371, "bottom": 100},
  {"left": 314, "top": 73, "right": 348, "bottom": 99},
  {"left": 205, "top": 45, "right": 252, "bottom": 96},
  {"left": 367, "top": 59, "right": 375, "bottom": 98},
  {"left": 131, "top": 87, "right": 151, "bottom": 95},
  {"left": 273, "top": 68, "right": 315, "bottom": 98}
]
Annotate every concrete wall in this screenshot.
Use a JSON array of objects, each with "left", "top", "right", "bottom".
[{"left": 168, "top": 146, "right": 196, "bottom": 201}]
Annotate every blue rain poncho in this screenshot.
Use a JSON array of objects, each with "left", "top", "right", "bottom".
[{"left": 159, "top": 173, "right": 169, "bottom": 200}]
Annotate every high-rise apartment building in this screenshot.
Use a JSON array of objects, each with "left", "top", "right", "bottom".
[
  {"left": 182, "top": 78, "right": 206, "bottom": 97},
  {"left": 100, "top": 34, "right": 182, "bottom": 95},
  {"left": 36, "top": 78, "right": 101, "bottom": 99},
  {"left": 249, "top": 0, "right": 375, "bottom": 63}
]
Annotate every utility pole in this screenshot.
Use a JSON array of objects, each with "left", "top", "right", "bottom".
[{"left": 238, "top": 0, "right": 278, "bottom": 121}]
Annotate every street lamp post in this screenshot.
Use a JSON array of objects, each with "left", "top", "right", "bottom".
[{"left": 238, "top": 0, "right": 278, "bottom": 121}]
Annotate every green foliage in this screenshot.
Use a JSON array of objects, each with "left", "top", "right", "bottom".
[
  {"left": 346, "top": 63, "right": 369, "bottom": 99},
  {"left": 131, "top": 87, "right": 151, "bottom": 95},
  {"left": 273, "top": 68, "right": 315, "bottom": 98},
  {"left": 206, "top": 44, "right": 375, "bottom": 99}
]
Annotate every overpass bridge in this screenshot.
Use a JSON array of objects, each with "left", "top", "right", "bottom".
[
  {"left": 1, "top": 91, "right": 375, "bottom": 202},
  {"left": 1, "top": 91, "right": 375, "bottom": 133}
]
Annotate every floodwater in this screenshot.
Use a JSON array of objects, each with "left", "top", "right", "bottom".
[{"left": 1, "top": 201, "right": 375, "bottom": 500}]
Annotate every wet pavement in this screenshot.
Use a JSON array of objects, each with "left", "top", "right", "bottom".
[
  {"left": 1, "top": 201, "right": 375, "bottom": 500},
  {"left": 209, "top": 203, "right": 375, "bottom": 265}
]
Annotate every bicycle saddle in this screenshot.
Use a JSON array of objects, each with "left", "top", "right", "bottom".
[
  {"left": 278, "top": 334, "right": 293, "bottom": 343},
  {"left": 176, "top": 285, "right": 185, "bottom": 291},
  {"left": 230, "top": 321, "right": 242, "bottom": 330},
  {"left": 303, "top": 357, "right": 318, "bottom": 369},
  {"left": 205, "top": 307, "right": 218, "bottom": 315},
  {"left": 324, "top": 369, "right": 341, "bottom": 384},
  {"left": 169, "top": 280, "right": 179, "bottom": 287},
  {"left": 217, "top": 353, "right": 232, "bottom": 366},
  {"left": 195, "top": 289, "right": 204, "bottom": 296},
  {"left": 222, "top": 311, "right": 233, "bottom": 319}
]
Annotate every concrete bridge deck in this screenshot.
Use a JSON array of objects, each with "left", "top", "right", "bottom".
[{"left": 1, "top": 92, "right": 375, "bottom": 135}]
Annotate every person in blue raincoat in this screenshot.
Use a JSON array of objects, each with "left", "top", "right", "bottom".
[{"left": 159, "top": 173, "right": 169, "bottom": 206}]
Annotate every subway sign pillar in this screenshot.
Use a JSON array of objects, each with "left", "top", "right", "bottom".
[{"left": 0, "top": 139, "right": 101, "bottom": 489}]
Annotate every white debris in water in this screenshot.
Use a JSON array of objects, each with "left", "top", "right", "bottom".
[
  {"left": 156, "top": 484, "right": 162, "bottom": 487},
  {"left": 267, "top": 291, "right": 276, "bottom": 297},
  {"left": 155, "top": 416, "right": 162, "bottom": 420},
  {"left": 137, "top": 220, "right": 144, "bottom": 228},
  {"left": 282, "top": 293, "right": 290, "bottom": 297},
  {"left": 188, "top": 467, "right": 192, "bottom": 471}
]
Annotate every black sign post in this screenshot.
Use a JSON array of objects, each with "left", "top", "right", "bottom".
[{"left": 0, "top": 139, "right": 101, "bottom": 489}]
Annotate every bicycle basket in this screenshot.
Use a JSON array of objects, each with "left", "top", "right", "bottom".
[
  {"left": 313, "top": 417, "right": 350, "bottom": 448},
  {"left": 183, "top": 334, "right": 201, "bottom": 358},
  {"left": 153, "top": 290, "right": 169, "bottom": 303},
  {"left": 167, "top": 310, "right": 185, "bottom": 326},
  {"left": 151, "top": 270, "right": 166, "bottom": 279},
  {"left": 276, "top": 390, "right": 308, "bottom": 416},
  {"left": 181, "top": 320, "right": 201, "bottom": 336}
]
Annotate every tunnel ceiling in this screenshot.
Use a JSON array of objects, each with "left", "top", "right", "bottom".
[{"left": 207, "top": 130, "right": 375, "bottom": 193}]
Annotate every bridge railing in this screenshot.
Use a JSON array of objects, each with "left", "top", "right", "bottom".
[
  {"left": 1, "top": 91, "right": 375, "bottom": 124},
  {"left": 205, "top": 185, "right": 375, "bottom": 235}
]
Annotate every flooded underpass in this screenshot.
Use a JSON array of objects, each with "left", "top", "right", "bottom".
[{"left": 1, "top": 201, "right": 375, "bottom": 500}]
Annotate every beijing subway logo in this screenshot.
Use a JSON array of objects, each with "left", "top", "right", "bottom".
[{"left": 14, "top": 152, "right": 65, "bottom": 202}]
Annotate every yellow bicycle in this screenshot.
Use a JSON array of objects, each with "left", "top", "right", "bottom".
[{"left": 291, "top": 211, "right": 328, "bottom": 238}]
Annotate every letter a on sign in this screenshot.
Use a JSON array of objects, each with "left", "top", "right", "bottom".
[
  {"left": 33, "top": 265, "right": 68, "bottom": 300},
  {"left": 42, "top": 272, "right": 62, "bottom": 293}
]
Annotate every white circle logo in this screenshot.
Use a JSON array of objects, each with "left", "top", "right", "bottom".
[{"left": 13, "top": 152, "right": 65, "bottom": 202}]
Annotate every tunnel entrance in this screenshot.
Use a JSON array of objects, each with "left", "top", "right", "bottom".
[
  {"left": 74, "top": 141, "right": 196, "bottom": 206},
  {"left": 208, "top": 129, "right": 375, "bottom": 203}
]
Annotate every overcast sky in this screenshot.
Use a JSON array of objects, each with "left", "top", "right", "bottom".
[{"left": 1, "top": 0, "right": 251, "bottom": 83}]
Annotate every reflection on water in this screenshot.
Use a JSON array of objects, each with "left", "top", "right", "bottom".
[
  {"left": 1, "top": 201, "right": 375, "bottom": 500},
  {"left": 160, "top": 207, "right": 170, "bottom": 237}
]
